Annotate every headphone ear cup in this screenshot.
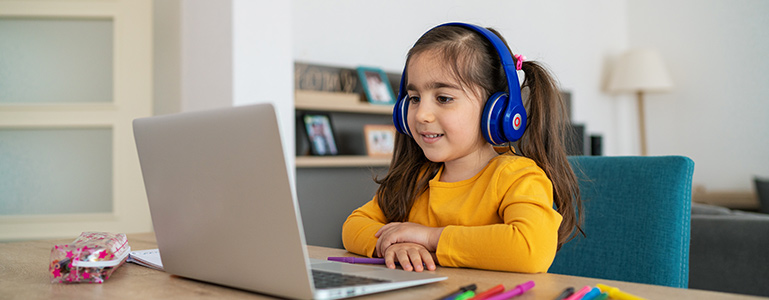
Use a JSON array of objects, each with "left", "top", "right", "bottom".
[
  {"left": 392, "top": 95, "right": 411, "bottom": 136},
  {"left": 501, "top": 102, "right": 527, "bottom": 142},
  {"left": 481, "top": 92, "right": 509, "bottom": 145}
]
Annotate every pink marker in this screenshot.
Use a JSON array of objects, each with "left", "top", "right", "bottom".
[
  {"left": 564, "top": 285, "right": 593, "bottom": 300},
  {"left": 484, "top": 281, "right": 534, "bottom": 300}
]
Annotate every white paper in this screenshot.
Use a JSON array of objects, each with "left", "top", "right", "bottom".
[{"left": 127, "top": 248, "right": 164, "bottom": 271}]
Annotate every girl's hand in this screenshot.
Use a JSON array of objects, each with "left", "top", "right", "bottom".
[
  {"left": 383, "top": 242, "right": 437, "bottom": 272},
  {"left": 374, "top": 222, "right": 444, "bottom": 258}
]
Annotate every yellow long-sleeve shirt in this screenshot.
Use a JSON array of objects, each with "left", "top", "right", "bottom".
[{"left": 342, "top": 154, "right": 562, "bottom": 273}]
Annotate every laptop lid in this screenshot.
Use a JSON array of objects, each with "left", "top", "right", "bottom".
[
  {"left": 134, "top": 104, "right": 315, "bottom": 299},
  {"left": 133, "top": 103, "right": 445, "bottom": 300}
]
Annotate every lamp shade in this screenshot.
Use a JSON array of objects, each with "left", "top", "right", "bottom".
[{"left": 608, "top": 48, "right": 673, "bottom": 93}]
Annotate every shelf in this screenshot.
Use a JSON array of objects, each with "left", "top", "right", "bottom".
[
  {"left": 295, "top": 90, "right": 393, "bottom": 115},
  {"left": 296, "top": 155, "right": 391, "bottom": 168},
  {"left": 294, "top": 90, "right": 394, "bottom": 168}
]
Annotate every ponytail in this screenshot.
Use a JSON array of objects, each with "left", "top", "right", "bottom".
[{"left": 517, "top": 60, "right": 584, "bottom": 247}]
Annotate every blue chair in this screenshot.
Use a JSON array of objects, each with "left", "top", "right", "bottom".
[{"left": 549, "top": 156, "right": 694, "bottom": 288}]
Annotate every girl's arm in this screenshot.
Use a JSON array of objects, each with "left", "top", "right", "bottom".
[
  {"left": 341, "top": 199, "right": 387, "bottom": 258},
  {"left": 374, "top": 222, "right": 443, "bottom": 257},
  {"left": 344, "top": 201, "right": 439, "bottom": 272}
]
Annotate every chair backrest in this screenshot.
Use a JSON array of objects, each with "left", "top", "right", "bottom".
[{"left": 549, "top": 156, "right": 694, "bottom": 288}]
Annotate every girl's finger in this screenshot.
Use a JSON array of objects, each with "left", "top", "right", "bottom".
[
  {"left": 376, "top": 236, "right": 390, "bottom": 258},
  {"left": 409, "top": 248, "right": 424, "bottom": 272},
  {"left": 420, "top": 248, "right": 436, "bottom": 271},
  {"left": 374, "top": 225, "right": 386, "bottom": 238},
  {"left": 395, "top": 249, "right": 413, "bottom": 271},
  {"left": 383, "top": 248, "right": 397, "bottom": 269}
]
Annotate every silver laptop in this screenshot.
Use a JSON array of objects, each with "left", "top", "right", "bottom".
[{"left": 133, "top": 103, "right": 446, "bottom": 300}]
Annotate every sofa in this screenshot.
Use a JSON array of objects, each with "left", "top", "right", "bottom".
[{"left": 689, "top": 203, "right": 769, "bottom": 297}]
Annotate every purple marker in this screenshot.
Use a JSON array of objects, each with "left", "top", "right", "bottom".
[
  {"left": 327, "top": 257, "right": 387, "bottom": 264},
  {"left": 484, "top": 280, "right": 535, "bottom": 300}
]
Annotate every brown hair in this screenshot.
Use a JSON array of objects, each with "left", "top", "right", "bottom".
[{"left": 375, "top": 25, "right": 583, "bottom": 248}]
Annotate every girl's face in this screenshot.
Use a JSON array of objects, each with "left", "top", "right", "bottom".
[{"left": 405, "top": 51, "right": 491, "bottom": 166}]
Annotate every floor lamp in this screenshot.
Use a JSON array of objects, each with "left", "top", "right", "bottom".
[{"left": 608, "top": 49, "right": 673, "bottom": 156}]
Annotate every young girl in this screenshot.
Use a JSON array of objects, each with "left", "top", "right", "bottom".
[{"left": 342, "top": 23, "right": 582, "bottom": 273}]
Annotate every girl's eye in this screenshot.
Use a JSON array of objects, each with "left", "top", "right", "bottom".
[
  {"left": 437, "top": 96, "right": 453, "bottom": 104},
  {"left": 408, "top": 95, "right": 420, "bottom": 103}
]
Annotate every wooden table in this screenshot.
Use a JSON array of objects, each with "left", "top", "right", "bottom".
[{"left": 0, "top": 232, "right": 762, "bottom": 300}]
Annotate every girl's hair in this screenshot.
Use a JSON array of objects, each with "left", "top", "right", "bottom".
[{"left": 375, "top": 25, "right": 583, "bottom": 248}]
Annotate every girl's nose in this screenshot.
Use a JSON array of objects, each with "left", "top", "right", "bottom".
[{"left": 413, "top": 102, "right": 435, "bottom": 123}]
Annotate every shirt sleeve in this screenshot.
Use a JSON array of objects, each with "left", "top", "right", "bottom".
[
  {"left": 341, "top": 198, "right": 387, "bottom": 258},
  {"left": 435, "top": 166, "right": 563, "bottom": 273}
]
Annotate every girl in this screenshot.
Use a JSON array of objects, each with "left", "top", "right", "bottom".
[{"left": 342, "top": 23, "right": 582, "bottom": 273}]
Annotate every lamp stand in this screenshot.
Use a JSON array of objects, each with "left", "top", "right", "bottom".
[{"left": 637, "top": 91, "right": 648, "bottom": 156}]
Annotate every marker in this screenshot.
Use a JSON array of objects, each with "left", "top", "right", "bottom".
[
  {"left": 484, "top": 281, "right": 535, "bottom": 300},
  {"left": 327, "top": 257, "right": 387, "bottom": 264},
  {"left": 454, "top": 290, "right": 476, "bottom": 300},
  {"left": 468, "top": 284, "right": 505, "bottom": 300},
  {"left": 593, "top": 292, "right": 609, "bottom": 300},
  {"left": 596, "top": 284, "right": 646, "bottom": 300},
  {"left": 580, "top": 287, "right": 602, "bottom": 300},
  {"left": 553, "top": 287, "right": 574, "bottom": 300},
  {"left": 563, "top": 285, "right": 592, "bottom": 300},
  {"left": 440, "top": 284, "right": 477, "bottom": 300}
]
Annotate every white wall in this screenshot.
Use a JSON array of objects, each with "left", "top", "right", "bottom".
[
  {"left": 627, "top": 0, "right": 769, "bottom": 191},
  {"left": 154, "top": 0, "right": 295, "bottom": 174},
  {"left": 232, "top": 0, "right": 294, "bottom": 176}
]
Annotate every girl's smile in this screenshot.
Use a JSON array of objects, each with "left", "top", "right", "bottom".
[{"left": 418, "top": 131, "right": 444, "bottom": 143}]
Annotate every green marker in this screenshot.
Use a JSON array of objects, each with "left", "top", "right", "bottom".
[{"left": 453, "top": 290, "right": 476, "bottom": 300}]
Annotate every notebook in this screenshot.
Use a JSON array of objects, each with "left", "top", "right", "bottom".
[{"left": 132, "top": 103, "right": 446, "bottom": 299}]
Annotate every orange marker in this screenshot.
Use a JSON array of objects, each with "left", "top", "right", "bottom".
[{"left": 468, "top": 284, "right": 505, "bottom": 300}]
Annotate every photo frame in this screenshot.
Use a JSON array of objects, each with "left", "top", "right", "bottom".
[
  {"left": 357, "top": 66, "right": 396, "bottom": 105},
  {"left": 302, "top": 113, "right": 339, "bottom": 156},
  {"left": 363, "top": 125, "right": 396, "bottom": 157}
]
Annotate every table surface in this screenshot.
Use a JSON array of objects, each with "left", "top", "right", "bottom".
[{"left": 0, "top": 232, "right": 763, "bottom": 300}]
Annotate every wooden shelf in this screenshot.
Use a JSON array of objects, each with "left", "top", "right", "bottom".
[
  {"left": 296, "top": 155, "right": 391, "bottom": 168},
  {"left": 294, "top": 90, "right": 394, "bottom": 168},
  {"left": 295, "top": 90, "right": 393, "bottom": 115}
]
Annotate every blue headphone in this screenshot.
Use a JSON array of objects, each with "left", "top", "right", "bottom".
[{"left": 392, "top": 22, "right": 527, "bottom": 145}]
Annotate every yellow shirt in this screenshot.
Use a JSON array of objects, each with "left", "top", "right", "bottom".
[{"left": 342, "top": 155, "right": 562, "bottom": 273}]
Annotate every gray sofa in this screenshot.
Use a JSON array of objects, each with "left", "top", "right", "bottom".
[{"left": 689, "top": 203, "right": 769, "bottom": 297}]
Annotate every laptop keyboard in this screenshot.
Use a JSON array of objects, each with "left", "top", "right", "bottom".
[{"left": 312, "top": 270, "right": 390, "bottom": 289}]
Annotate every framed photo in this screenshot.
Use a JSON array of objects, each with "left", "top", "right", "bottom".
[
  {"left": 357, "top": 66, "right": 396, "bottom": 105},
  {"left": 363, "top": 125, "right": 396, "bottom": 157},
  {"left": 302, "top": 113, "right": 338, "bottom": 156}
]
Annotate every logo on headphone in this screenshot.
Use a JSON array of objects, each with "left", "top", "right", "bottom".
[{"left": 513, "top": 113, "right": 522, "bottom": 130}]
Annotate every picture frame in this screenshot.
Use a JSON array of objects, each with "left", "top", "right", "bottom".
[
  {"left": 302, "top": 113, "right": 339, "bottom": 156},
  {"left": 363, "top": 124, "right": 396, "bottom": 157},
  {"left": 357, "top": 66, "right": 396, "bottom": 105}
]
